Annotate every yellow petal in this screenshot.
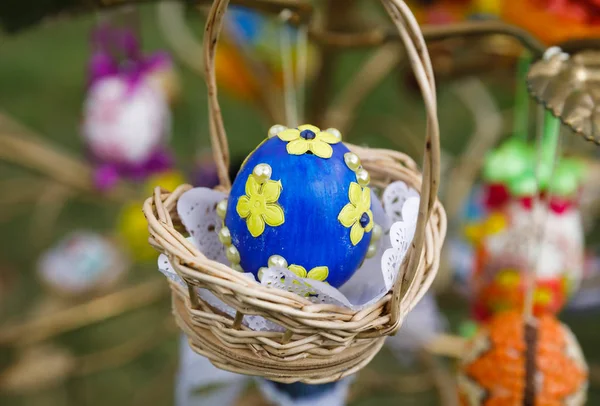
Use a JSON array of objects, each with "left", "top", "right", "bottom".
[
  {"left": 350, "top": 222, "right": 365, "bottom": 246},
  {"left": 348, "top": 182, "right": 362, "bottom": 206},
  {"left": 360, "top": 186, "right": 371, "bottom": 211},
  {"left": 338, "top": 203, "right": 359, "bottom": 227},
  {"left": 317, "top": 131, "right": 341, "bottom": 144},
  {"left": 298, "top": 124, "right": 320, "bottom": 133},
  {"left": 309, "top": 141, "right": 333, "bottom": 159},
  {"left": 261, "top": 180, "right": 282, "bottom": 203},
  {"left": 307, "top": 266, "right": 329, "bottom": 282},
  {"left": 286, "top": 139, "right": 310, "bottom": 155},
  {"left": 247, "top": 213, "right": 265, "bottom": 237},
  {"left": 364, "top": 210, "right": 374, "bottom": 232},
  {"left": 278, "top": 128, "right": 301, "bottom": 142},
  {"left": 263, "top": 204, "right": 285, "bottom": 227},
  {"left": 245, "top": 175, "right": 260, "bottom": 196},
  {"left": 236, "top": 196, "right": 251, "bottom": 218},
  {"left": 288, "top": 264, "right": 307, "bottom": 278}
]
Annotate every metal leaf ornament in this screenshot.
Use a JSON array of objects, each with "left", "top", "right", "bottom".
[{"left": 527, "top": 47, "right": 600, "bottom": 145}]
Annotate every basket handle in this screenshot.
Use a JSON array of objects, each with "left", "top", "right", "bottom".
[
  {"left": 204, "top": 0, "right": 233, "bottom": 190},
  {"left": 379, "top": 0, "right": 440, "bottom": 331},
  {"left": 203, "top": 0, "right": 440, "bottom": 329}
]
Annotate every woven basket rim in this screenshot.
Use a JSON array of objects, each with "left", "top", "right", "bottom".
[{"left": 144, "top": 142, "right": 446, "bottom": 331}]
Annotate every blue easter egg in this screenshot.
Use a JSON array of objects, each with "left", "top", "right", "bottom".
[{"left": 221, "top": 125, "right": 376, "bottom": 288}]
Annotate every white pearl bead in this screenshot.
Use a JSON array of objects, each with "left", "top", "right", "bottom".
[
  {"left": 268, "top": 124, "right": 287, "bottom": 138},
  {"left": 218, "top": 227, "right": 231, "bottom": 245},
  {"left": 258, "top": 267, "right": 268, "bottom": 280},
  {"left": 252, "top": 163, "right": 272, "bottom": 182},
  {"left": 324, "top": 127, "right": 342, "bottom": 142},
  {"left": 268, "top": 255, "right": 288, "bottom": 269},
  {"left": 366, "top": 244, "right": 377, "bottom": 258},
  {"left": 344, "top": 152, "right": 361, "bottom": 172},
  {"left": 356, "top": 168, "right": 370, "bottom": 187},
  {"left": 226, "top": 245, "right": 240, "bottom": 264},
  {"left": 371, "top": 224, "right": 382, "bottom": 242},
  {"left": 216, "top": 200, "right": 228, "bottom": 219},
  {"left": 232, "top": 264, "right": 244, "bottom": 273}
]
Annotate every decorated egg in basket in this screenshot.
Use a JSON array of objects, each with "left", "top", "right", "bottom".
[{"left": 218, "top": 125, "right": 381, "bottom": 288}]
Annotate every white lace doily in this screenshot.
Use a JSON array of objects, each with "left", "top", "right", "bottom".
[
  {"left": 382, "top": 180, "right": 419, "bottom": 223},
  {"left": 158, "top": 181, "right": 420, "bottom": 330},
  {"left": 177, "top": 187, "right": 228, "bottom": 264}
]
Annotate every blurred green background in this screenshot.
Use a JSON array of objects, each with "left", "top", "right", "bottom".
[{"left": 0, "top": 4, "right": 599, "bottom": 405}]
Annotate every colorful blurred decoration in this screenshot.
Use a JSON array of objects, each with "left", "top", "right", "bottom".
[
  {"left": 118, "top": 170, "right": 186, "bottom": 263},
  {"left": 503, "top": 0, "right": 600, "bottom": 45},
  {"left": 458, "top": 311, "right": 588, "bottom": 405},
  {"left": 409, "top": 0, "right": 480, "bottom": 24},
  {"left": 464, "top": 110, "right": 586, "bottom": 321},
  {"left": 215, "top": 6, "right": 317, "bottom": 102},
  {"left": 410, "top": 0, "right": 600, "bottom": 45},
  {"left": 37, "top": 231, "right": 128, "bottom": 297},
  {"left": 221, "top": 124, "right": 377, "bottom": 287},
  {"left": 458, "top": 53, "right": 588, "bottom": 322},
  {"left": 83, "top": 24, "right": 174, "bottom": 191}
]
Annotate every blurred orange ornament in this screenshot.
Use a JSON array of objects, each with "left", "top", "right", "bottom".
[
  {"left": 215, "top": 41, "right": 262, "bottom": 102},
  {"left": 458, "top": 311, "right": 588, "bottom": 405},
  {"left": 503, "top": 0, "right": 600, "bottom": 45}
]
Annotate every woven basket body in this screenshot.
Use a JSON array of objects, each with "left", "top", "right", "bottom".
[{"left": 144, "top": 0, "right": 446, "bottom": 383}]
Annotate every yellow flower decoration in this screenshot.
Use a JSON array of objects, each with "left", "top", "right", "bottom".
[
  {"left": 277, "top": 124, "right": 341, "bottom": 159},
  {"left": 338, "top": 182, "right": 373, "bottom": 245},
  {"left": 236, "top": 175, "right": 285, "bottom": 237},
  {"left": 288, "top": 265, "right": 329, "bottom": 282}
]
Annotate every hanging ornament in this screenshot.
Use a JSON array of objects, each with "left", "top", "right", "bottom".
[
  {"left": 458, "top": 311, "right": 588, "bottom": 405},
  {"left": 83, "top": 24, "right": 174, "bottom": 191},
  {"left": 469, "top": 117, "right": 586, "bottom": 322},
  {"left": 465, "top": 54, "right": 587, "bottom": 322},
  {"left": 37, "top": 231, "right": 128, "bottom": 298}
]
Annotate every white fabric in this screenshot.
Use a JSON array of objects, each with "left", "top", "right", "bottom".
[{"left": 175, "top": 335, "right": 246, "bottom": 406}]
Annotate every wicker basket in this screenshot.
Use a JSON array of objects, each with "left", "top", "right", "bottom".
[{"left": 143, "top": 0, "right": 446, "bottom": 383}]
